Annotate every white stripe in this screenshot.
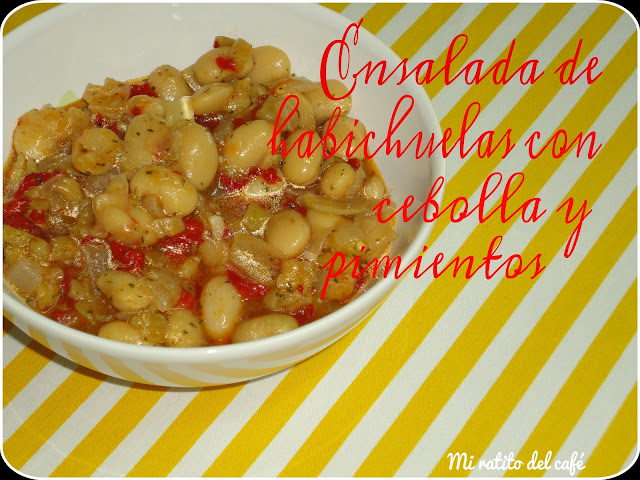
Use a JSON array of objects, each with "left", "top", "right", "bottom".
[
  {"left": 166, "top": 368, "right": 288, "bottom": 477},
  {"left": 3, "top": 356, "right": 74, "bottom": 440},
  {"left": 340, "top": 2, "right": 374, "bottom": 24},
  {"left": 375, "top": 4, "right": 431, "bottom": 47},
  {"left": 545, "top": 336, "right": 637, "bottom": 476},
  {"left": 2, "top": 325, "right": 34, "bottom": 366},
  {"left": 94, "top": 387, "right": 199, "bottom": 476},
  {"left": 20, "top": 379, "right": 131, "bottom": 477}
]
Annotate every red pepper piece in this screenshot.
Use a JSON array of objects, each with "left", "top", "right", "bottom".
[
  {"left": 215, "top": 56, "right": 236, "bottom": 71},
  {"left": 50, "top": 296, "right": 79, "bottom": 325},
  {"left": 247, "top": 167, "right": 282, "bottom": 184},
  {"left": 226, "top": 265, "right": 269, "bottom": 300},
  {"left": 81, "top": 236, "right": 104, "bottom": 245},
  {"left": 129, "top": 81, "right": 159, "bottom": 98},
  {"left": 157, "top": 219, "right": 205, "bottom": 262},
  {"left": 3, "top": 214, "right": 48, "bottom": 239},
  {"left": 292, "top": 304, "right": 314, "bottom": 327},
  {"left": 175, "top": 289, "right": 197, "bottom": 311},
  {"left": 213, "top": 39, "right": 220, "bottom": 48},
  {"left": 109, "top": 241, "right": 145, "bottom": 273},
  {"left": 257, "top": 167, "right": 281, "bottom": 184},
  {"left": 28, "top": 209, "right": 46, "bottom": 225},
  {"left": 194, "top": 112, "right": 225, "bottom": 133},
  {"left": 94, "top": 113, "right": 120, "bottom": 135},
  {"left": 282, "top": 201, "right": 307, "bottom": 216},
  {"left": 3, "top": 197, "right": 30, "bottom": 217},
  {"left": 347, "top": 158, "right": 361, "bottom": 170},
  {"left": 13, "top": 171, "right": 62, "bottom": 198},
  {"left": 248, "top": 94, "right": 270, "bottom": 120},
  {"left": 131, "top": 106, "right": 144, "bottom": 116},
  {"left": 219, "top": 174, "right": 248, "bottom": 193},
  {"left": 232, "top": 117, "right": 246, "bottom": 127}
]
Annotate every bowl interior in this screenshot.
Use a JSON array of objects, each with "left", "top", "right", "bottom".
[{"left": 3, "top": 3, "right": 444, "bottom": 359}]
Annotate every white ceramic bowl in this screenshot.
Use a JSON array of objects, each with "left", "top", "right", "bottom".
[{"left": 3, "top": 3, "right": 445, "bottom": 387}]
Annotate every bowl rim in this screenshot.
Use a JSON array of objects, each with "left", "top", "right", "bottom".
[{"left": 2, "top": 2, "right": 446, "bottom": 364}]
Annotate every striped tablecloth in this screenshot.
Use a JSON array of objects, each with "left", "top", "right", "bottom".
[{"left": 3, "top": 2, "right": 637, "bottom": 477}]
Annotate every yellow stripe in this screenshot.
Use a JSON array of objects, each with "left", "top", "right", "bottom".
[
  {"left": 2, "top": 367, "right": 106, "bottom": 470},
  {"left": 420, "top": 3, "right": 518, "bottom": 100},
  {"left": 50, "top": 384, "right": 167, "bottom": 477},
  {"left": 2, "top": 3, "right": 59, "bottom": 36},
  {"left": 506, "top": 280, "right": 637, "bottom": 477},
  {"left": 279, "top": 6, "right": 577, "bottom": 477},
  {"left": 361, "top": 3, "right": 405, "bottom": 35},
  {"left": 203, "top": 306, "right": 383, "bottom": 476},
  {"left": 320, "top": 3, "right": 349, "bottom": 14},
  {"left": 391, "top": 3, "right": 462, "bottom": 61},
  {"left": 355, "top": 27, "right": 637, "bottom": 477},
  {"left": 3, "top": 340, "right": 56, "bottom": 407},
  {"left": 3, "top": 315, "right": 14, "bottom": 335},
  {"left": 125, "top": 383, "right": 244, "bottom": 476},
  {"left": 579, "top": 384, "right": 638, "bottom": 477}
]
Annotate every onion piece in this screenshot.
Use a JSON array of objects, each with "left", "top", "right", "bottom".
[
  {"left": 299, "top": 193, "right": 380, "bottom": 216},
  {"left": 79, "top": 241, "right": 111, "bottom": 281},
  {"left": 6, "top": 257, "right": 43, "bottom": 294},
  {"left": 229, "top": 233, "right": 282, "bottom": 286}
]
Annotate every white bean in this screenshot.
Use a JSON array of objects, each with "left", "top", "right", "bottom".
[
  {"left": 96, "top": 270, "right": 153, "bottom": 312},
  {"left": 282, "top": 130, "right": 323, "bottom": 185},
  {"left": 305, "top": 208, "right": 343, "bottom": 233},
  {"left": 174, "top": 123, "right": 219, "bottom": 190},
  {"left": 191, "top": 83, "right": 234, "bottom": 115},
  {"left": 319, "top": 162, "right": 357, "bottom": 198},
  {"left": 248, "top": 46, "right": 291, "bottom": 85},
  {"left": 165, "top": 309, "right": 207, "bottom": 347},
  {"left": 363, "top": 175, "right": 385, "bottom": 200},
  {"left": 130, "top": 165, "right": 198, "bottom": 217},
  {"left": 323, "top": 116, "right": 367, "bottom": 160},
  {"left": 98, "top": 321, "right": 146, "bottom": 344},
  {"left": 148, "top": 65, "right": 192, "bottom": 101},
  {"left": 232, "top": 314, "right": 298, "bottom": 343},
  {"left": 303, "top": 80, "right": 352, "bottom": 124},
  {"left": 201, "top": 276, "right": 243, "bottom": 341},
  {"left": 264, "top": 210, "right": 311, "bottom": 258},
  {"left": 193, "top": 48, "right": 228, "bottom": 85},
  {"left": 122, "top": 113, "right": 172, "bottom": 178},
  {"left": 126, "top": 95, "right": 166, "bottom": 117},
  {"left": 71, "top": 127, "right": 123, "bottom": 175},
  {"left": 13, "top": 106, "right": 92, "bottom": 160},
  {"left": 193, "top": 39, "right": 253, "bottom": 85},
  {"left": 222, "top": 120, "right": 279, "bottom": 172}
]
